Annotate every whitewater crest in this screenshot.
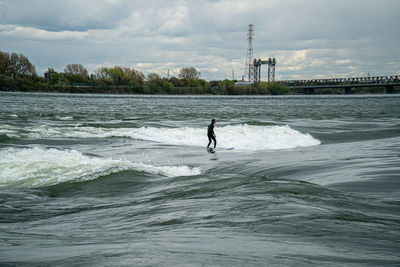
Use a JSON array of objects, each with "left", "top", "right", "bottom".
[
  {"left": 110, "top": 124, "right": 321, "bottom": 150},
  {"left": 3, "top": 124, "right": 321, "bottom": 150},
  {"left": 0, "top": 147, "right": 201, "bottom": 189}
]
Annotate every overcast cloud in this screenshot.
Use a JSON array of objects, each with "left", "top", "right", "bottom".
[{"left": 0, "top": 0, "right": 399, "bottom": 80}]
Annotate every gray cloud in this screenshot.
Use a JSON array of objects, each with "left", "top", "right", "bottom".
[
  {"left": 0, "top": 0, "right": 399, "bottom": 80},
  {"left": 0, "top": 0, "right": 133, "bottom": 31}
]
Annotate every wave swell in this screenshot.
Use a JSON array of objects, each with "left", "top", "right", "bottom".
[
  {"left": 0, "top": 147, "right": 201, "bottom": 189},
  {"left": 3, "top": 124, "right": 321, "bottom": 150}
]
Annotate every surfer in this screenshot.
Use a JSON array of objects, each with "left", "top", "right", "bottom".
[{"left": 207, "top": 119, "right": 217, "bottom": 149}]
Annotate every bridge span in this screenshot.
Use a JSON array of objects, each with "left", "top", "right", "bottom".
[{"left": 279, "top": 75, "right": 400, "bottom": 94}]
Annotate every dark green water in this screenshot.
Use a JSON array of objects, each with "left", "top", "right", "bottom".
[{"left": 0, "top": 92, "right": 399, "bottom": 266}]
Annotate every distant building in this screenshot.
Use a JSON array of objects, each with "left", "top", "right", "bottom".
[
  {"left": 44, "top": 68, "right": 57, "bottom": 82},
  {"left": 235, "top": 81, "right": 253, "bottom": 86}
]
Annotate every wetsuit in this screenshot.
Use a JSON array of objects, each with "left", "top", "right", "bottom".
[{"left": 207, "top": 123, "right": 216, "bottom": 148}]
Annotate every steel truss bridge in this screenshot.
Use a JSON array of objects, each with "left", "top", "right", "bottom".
[{"left": 279, "top": 75, "right": 400, "bottom": 94}]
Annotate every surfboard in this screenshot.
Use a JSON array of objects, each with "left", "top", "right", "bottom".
[
  {"left": 207, "top": 147, "right": 234, "bottom": 153},
  {"left": 206, "top": 147, "right": 216, "bottom": 153}
]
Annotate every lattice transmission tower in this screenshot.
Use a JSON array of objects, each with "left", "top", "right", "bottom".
[{"left": 243, "top": 24, "right": 254, "bottom": 82}]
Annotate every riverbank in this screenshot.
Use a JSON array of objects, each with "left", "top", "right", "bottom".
[
  {"left": 1, "top": 85, "right": 397, "bottom": 95},
  {"left": 0, "top": 74, "right": 289, "bottom": 95},
  {"left": 1, "top": 74, "right": 398, "bottom": 95}
]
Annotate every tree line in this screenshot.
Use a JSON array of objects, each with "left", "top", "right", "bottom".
[{"left": 0, "top": 51, "right": 289, "bottom": 95}]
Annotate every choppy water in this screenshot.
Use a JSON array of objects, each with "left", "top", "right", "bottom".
[{"left": 0, "top": 92, "right": 399, "bottom": 266}]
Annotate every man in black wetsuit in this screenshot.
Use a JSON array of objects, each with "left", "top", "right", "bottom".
[{"left": 207, "top": 119, "right": 217, "bottom": 149}]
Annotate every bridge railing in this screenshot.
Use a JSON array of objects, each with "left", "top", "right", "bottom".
[{"left": 279, "top": 75, "right": 400, "bottom": 87}]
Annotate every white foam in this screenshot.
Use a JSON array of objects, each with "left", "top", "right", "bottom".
[
  {"left": 0, "top": 147, "right": 201, "bottom": 189},
  {"left": 4, "top": 124, "right": 321, "bottom": 151},
  {"left": 75, "top": 124, "right": 320, "bottom": 150},
  {"left": 0, "top": 129, "right": 16, "bottom": 134},
  {"left": 56, "top": 116, "right": 73, "bottom": 120},
  {"left": 130, "top": 163, "right": 201, "bottom": 177}
]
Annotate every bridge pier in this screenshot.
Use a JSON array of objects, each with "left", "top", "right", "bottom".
[
  {"left": 304, "top": 88, "right": 315, "bottom": 94},
  {"left": 344, "top": 87, "right": 352, "bottom": 94},
  {"left": 385, "top": 85, "right": 395, "bottom": 94}
]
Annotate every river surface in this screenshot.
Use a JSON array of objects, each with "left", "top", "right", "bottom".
[{"left": 0, "top": 92, "right": 399, "bottom": 266}]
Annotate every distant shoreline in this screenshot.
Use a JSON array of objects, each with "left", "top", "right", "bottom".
[
  {"left": 1, "top": 51, "right": 398, "bottom": 96},
  {"left": 1, "top": 86, "right": 398, "bottom": 95}
]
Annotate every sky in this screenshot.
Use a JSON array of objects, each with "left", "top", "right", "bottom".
[{"left": 0, "top": 0, "right": 399, "bottom": 81}]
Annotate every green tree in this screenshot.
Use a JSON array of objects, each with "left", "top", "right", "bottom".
[
  {"left": 64, "top": 64, "right": 89, "bottom": 79},
  {"left": 269, "top": 82, "right": 289, "bottom": 95},
  {"left": 145, "top": 73, "right": 163, "bottom": 94},
  {"left": 162, "top": 80, "right": 174, "bottom": 93},
  {"left": 256, "top": 82, "right": 289, "bottom": 95},
  {"left": 95, "top": 66, "right": 144, "bottom": 86},
  {"left": 0, "top": 51, "right": 12, "bottom": 76},
  {"left": 108, "top": 66, "right": 124, "bottom": 85},
  {"left": 0, "top": 74, "right": 16, "bottom": 90},
  {"left": 95, "top": 67, "right": 112, "bottom": 84},
  {"left": 146, "top": 73, "right": 161, "bottom": 82},
  {"left": 0, "top": 52, "right": 37, "bottom": 78},
  {"left": 49, "top": 73, "right": 69, "bottom": 87},
  {"left": 169, "top": 77, "right": 185, "bottom": 87},
  {"left": 13, "top": 53, "right": 36, "bottom": 77},
  {"left": 187, "top": 78, "right": 200, "bottom": 87},
  {"left": 123, "top": 67, "right": 145, "bottom": 85}
]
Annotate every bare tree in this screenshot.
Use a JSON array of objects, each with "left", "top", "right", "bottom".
[{"left": 178, "top": 67, "right": 200, "bottom": 80}]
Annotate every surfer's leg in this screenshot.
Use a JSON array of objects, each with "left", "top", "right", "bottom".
[
  {"left": 212, "top": 136, "right": 216, "bottom": 148},
  {"left": 207, "top": 136, "right": 212, "bottom": 148}
]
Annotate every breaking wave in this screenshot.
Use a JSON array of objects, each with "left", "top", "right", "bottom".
[
  {"left": 0, "top": 147, "right": 201, "bottom": 189},
  {"left": 2, "top": 124, "right": 321, "bottom": 150}
]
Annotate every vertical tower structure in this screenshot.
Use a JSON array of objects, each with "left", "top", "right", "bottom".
[
  {"left": 267, "top": 58, "right": 276, "bottom": 82},
  {"left": 244, "top": 24, "right": 254, "bottom": 82}
]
